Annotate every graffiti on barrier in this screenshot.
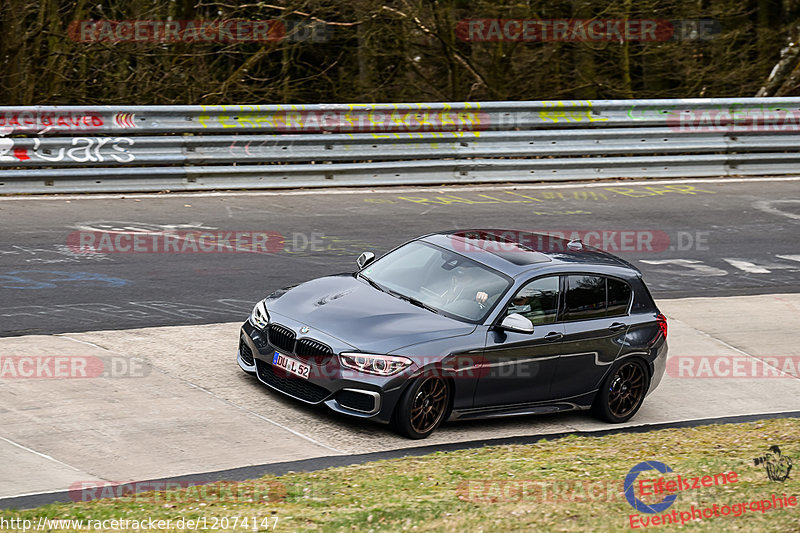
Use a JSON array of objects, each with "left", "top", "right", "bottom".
[
  {"left": 31, "top": 137, "right": 135, "bottom": 163},
  {"left": 0, "top": 128, "right": 26, "bottom": 161},
  {"left": 113, "top": 112, "right": 138, "bottom": 129},
  {"left": 197, "top": 103, "right": 490, "bottom": 136},
  {"left": 0, "top": 136, "right": 135, "bottom": 164},
  {"left": 539, "top": 101, "right": 608, "bottom": 124},
  {"left": 0, "top": 111, "right": 104, "bottom": 133}
]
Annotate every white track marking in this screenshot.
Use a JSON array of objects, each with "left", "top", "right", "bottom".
[
  {"left": 753, "top": 199, "right": 800, "bottom": 221},
  {"left": 722, "top": 259, "right": 772, "bottom": 274},
  {"left": 639, "top": 259, "right": 729, "bottom": 276},
  {"left": 670, "top": 317, "right": 800, "bottom": 381},
  {"left": 0, "top": 436, "right": 84, "bottom": 472},
  {"left": 182, "top": 381, "right": 343, "bottom": 454},
  {"left": 56, "top": 335, "right": 110, "bottom": 351},
  {"left": 50, "top": 336, "right": 343, "bottom": 454}
]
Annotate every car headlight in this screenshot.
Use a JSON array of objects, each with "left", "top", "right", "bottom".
[
  {"left": 339, "top": 353, "right": 413, "bottom": 376},
  {"left": 248, "top": 300, "right": 269, "bottom": 329}
]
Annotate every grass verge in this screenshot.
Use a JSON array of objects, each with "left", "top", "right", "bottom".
[{"left": 1, "top": 418, "right": 799, "bottom": 532}]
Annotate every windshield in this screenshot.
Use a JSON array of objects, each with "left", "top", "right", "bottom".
[{"left": 360, "top": 241, "right": 511, "bottom": 322}]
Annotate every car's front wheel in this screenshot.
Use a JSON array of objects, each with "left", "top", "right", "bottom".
[
  {"left": 592, "top": 359, "right": 649, "bottom": 423},
  {"left": 392, "top": 376, "right": 450, "bottom": 439}
]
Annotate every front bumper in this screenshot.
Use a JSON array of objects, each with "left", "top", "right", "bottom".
[{"left": 238, "top": 321, "right": 405, "bottom": 424}]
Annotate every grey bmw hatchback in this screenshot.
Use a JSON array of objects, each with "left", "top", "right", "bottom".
[{"left": 238, "top": 229, "right": 668, "bottom": 439}]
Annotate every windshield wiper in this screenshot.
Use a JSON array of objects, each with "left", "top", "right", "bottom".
[
  {"left": 358, "top": 272, "right": 387, "bottom": 293},
  {"left": 358, "top": 274, "right": 442, "bottom": 315},
  {"left": 393, "top": 293, "right": 442, "bottom": 315}
]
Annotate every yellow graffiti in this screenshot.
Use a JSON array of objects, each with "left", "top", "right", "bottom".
[
  {"left": 198, "top": 105, "right": 210, "bottom": 128},
  {"left": 365, "top": 130, "right": 481, "bottom": 140},
  {"left": 385, "top": 185, "right": 715, "bottom": 206},
  {"left": 533, "top": 210, "right": 592, "bottom": 216},
  {"left": 572, "top": 190, "right": 609, "bottom": 201},
  {"left": 540, "top": 100, "right": 608, "bottom": 123},
  {"left": 389, "top": 189, "right": 611, "bottom": 206},
  {"left": 219, "top": 104, "right": 236, "bottom": 128},
  {"left": 396, "top": 195, "right": 497, "bottom": 205},
  {"left": 605, "top": 184, "right": 716, "bottom": 197},
  {"left": 196, "top": 103, "right": 488, "bottom": 136}
]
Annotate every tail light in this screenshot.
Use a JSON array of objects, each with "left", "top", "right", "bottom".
[{"left": 656, "top": 313, "right": 668, "bottom": 339}]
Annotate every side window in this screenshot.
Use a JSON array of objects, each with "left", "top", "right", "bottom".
[
  {"left": 506, "top": 276, "right": 560, "bottom": 325},
  {"left": 565, "top": 275, "right": 606, "bottom": 321},
  {"left": 607, "top": 278, "right": 632, "bottom": 316}
]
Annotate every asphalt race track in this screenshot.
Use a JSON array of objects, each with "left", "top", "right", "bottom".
[
  {"left": 1, "top": 176, "right": 799, "bottom": 507},
  {"left": 1, "top": 177, "right": 799, "bottom": 337}
]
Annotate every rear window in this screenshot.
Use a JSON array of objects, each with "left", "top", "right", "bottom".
[
  {"left": 564, "top": 275, "right": 632, "bottom": 320},
  {"left": 564, "top": 275, "right": 606, "bottom": 321},
  {"left": 607, "top": 278, "right": 632, "bottom": 316},
  {"left": 631, "top": 276, "right": 658, "bottom": 313}
]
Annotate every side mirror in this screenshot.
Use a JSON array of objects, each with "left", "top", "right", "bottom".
[
  {"left": 499, "top": 313, "right": 534, "bottom": 334},
  {"left": 357, "top": 251, "right": 375, "bottom": 270}
]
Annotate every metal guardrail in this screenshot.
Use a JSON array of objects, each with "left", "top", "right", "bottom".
[{"left": 1, "top": 98, "right": 800, "bottom": 193}]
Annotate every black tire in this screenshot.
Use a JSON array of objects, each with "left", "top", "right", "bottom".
[
  {"left": 392, "top": 376, "right": 450, "bottom": 439},
  {"left": 592, "top": 358, "right": 650, "bottom": 423}
]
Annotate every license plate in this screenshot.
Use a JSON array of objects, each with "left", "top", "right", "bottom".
[{"left": 272, "top": 351, "right": 311, "bottom": 379}]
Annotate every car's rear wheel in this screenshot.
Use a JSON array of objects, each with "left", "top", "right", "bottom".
[
  {"left": 392, "top": 376, "right": 449, "bottom": 439},
  {"left": 592, "top": 359, "right": 649, "bottom": 423}
]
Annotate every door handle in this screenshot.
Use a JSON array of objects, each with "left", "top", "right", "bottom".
[
  {"left": 544, "top": 332, "right": 563, "bottom": 341},
  {"left": 608, "top": 322, "right": 627, "bottom": 332}
]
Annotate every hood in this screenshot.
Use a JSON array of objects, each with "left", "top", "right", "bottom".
[{"left": 265, "top": 274, "right": 476, "bottom": 354}]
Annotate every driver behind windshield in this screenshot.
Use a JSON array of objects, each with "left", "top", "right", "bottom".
[{"left": 443, "top": 267, "right": 490, "bottom": 306}]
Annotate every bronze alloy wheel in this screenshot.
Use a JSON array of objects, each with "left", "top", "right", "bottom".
[
  {"left": 409, "top": 377, "right": 448, "bottom": 434},
  {"left": 607, "top": 361, "right": 646, "bottom": 418}
]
